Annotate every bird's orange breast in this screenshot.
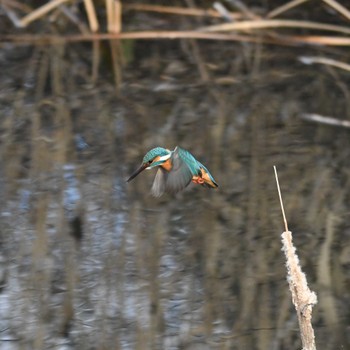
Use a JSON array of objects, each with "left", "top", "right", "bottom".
[
  {"left": 161, "top": 159, "right": 172, "bottom": 171},
  {"left": 153, "top": 156, "right": 172, "bottom": 172}
]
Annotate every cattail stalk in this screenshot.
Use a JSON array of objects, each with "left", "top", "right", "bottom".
[{"left": 274, "top": 166, "right": 317, "bottom": 350}]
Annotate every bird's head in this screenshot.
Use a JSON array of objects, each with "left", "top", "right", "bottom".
[{"left": 127, "top": 147, "right": 171, "bottom": 182}]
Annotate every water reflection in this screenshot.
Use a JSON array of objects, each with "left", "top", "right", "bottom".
[{"left": 0, "top": 40, "right": 349, "bottom": 350}]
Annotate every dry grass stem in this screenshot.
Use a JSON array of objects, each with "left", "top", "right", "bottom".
[
  {"left": 200, "top": 19, "right": 350, "bottom": 35},
  {"left": 106, "top": 0, "right": 113, "bottom": 32},
  {"left": 83, "top": 0, "right": 99, "bottom": 32},
  {"left": 59, "top": 5, "right": 90, "bottom": 35},
  {"left": 123, "top": 3, "right": 243, "bottom": 19},
  {"left": 300, "top": 113, "right": 350, "bottom": 128},
  {"left": 322, "top": 0, "right": 350, "bottom": 21},
  {"left": 299, "top": 56, "right": 350, "bottom": 72},
  {"left": 113, "top": 0, "right": 122, "bottom": 33},
  {"left": 105, "top": 0, "right": 122, "bottom": 89},
  {"left": 1, "top": 2, "right": 24, "bottom": 28},
  {"left": 267, "top": 0, "right": 310, "bottom": 19},
  {"left": 213, "top": 3, "right": 235, "bottom": 21},
  {"left": 19, "top": 0, "right": 69, "bottom": 27},
  {"left": 2, "top": 0, "right": 32, "bottom": 13},
  {"left": 287, "top": 35, "right": 350, "bottom": 45},
  {"left": 4, "top": 31, "right": 350, "bottom": 47},
  {"left": 273, "top": 166, "right": 288, "bottom": 232},
  {"left": 228, "top": 0, "right": 261, "bottom": 20},
  {"left": 274, "top": 166, "right": 317, "bottom": 350}
]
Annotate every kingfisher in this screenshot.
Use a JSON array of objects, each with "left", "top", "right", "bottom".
[{"left": 127, "top": 146, "right": 218, "bottom": 197}]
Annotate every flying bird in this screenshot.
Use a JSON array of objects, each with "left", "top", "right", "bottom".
[{"left": 127, "top": 146, "right": 218, "bottom": 197}]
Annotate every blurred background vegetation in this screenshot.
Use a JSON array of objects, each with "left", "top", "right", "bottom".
[{"left": 0, "top": 0, "right": 350, "bottom": 349}]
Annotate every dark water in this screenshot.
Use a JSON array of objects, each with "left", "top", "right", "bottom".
[{"left": 0, "top": 36, "right": 350, "bottom": 350}]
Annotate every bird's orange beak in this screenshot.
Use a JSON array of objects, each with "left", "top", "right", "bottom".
[{"left": 126, "top": 163, "right": 148, "bottom": 182}]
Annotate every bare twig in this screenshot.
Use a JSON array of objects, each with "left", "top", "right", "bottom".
[{"left": 274, "top": 166, "right": 317, "bottom": 350}]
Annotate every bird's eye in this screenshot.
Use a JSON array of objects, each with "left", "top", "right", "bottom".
[{"left": 148, "top": 160, "right": 152, "bottom": 164}]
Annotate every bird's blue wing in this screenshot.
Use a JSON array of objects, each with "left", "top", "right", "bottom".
[
  {"left": 177, "top": 147, "right": 218, "bottom": 188},
  {"left": 173, "top": 147, "right": 201, "bottom": 175}
]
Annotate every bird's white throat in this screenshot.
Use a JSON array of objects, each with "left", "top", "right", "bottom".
[{"left": 158, "top": 153, "right": 171, "bottom": 161}]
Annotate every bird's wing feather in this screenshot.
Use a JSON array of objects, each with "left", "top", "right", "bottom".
[
  {"left": 159, "top": 147, "right": 195, "bottom": 194},
  {"left": 173, "top": 147, "right": 201, "bottom": 175},
  {"left": 196, "top": 161, "right": 218, "bottom": 187},
  {"left": 151, "top": 168, "right": 167, "bottom": 197}
]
